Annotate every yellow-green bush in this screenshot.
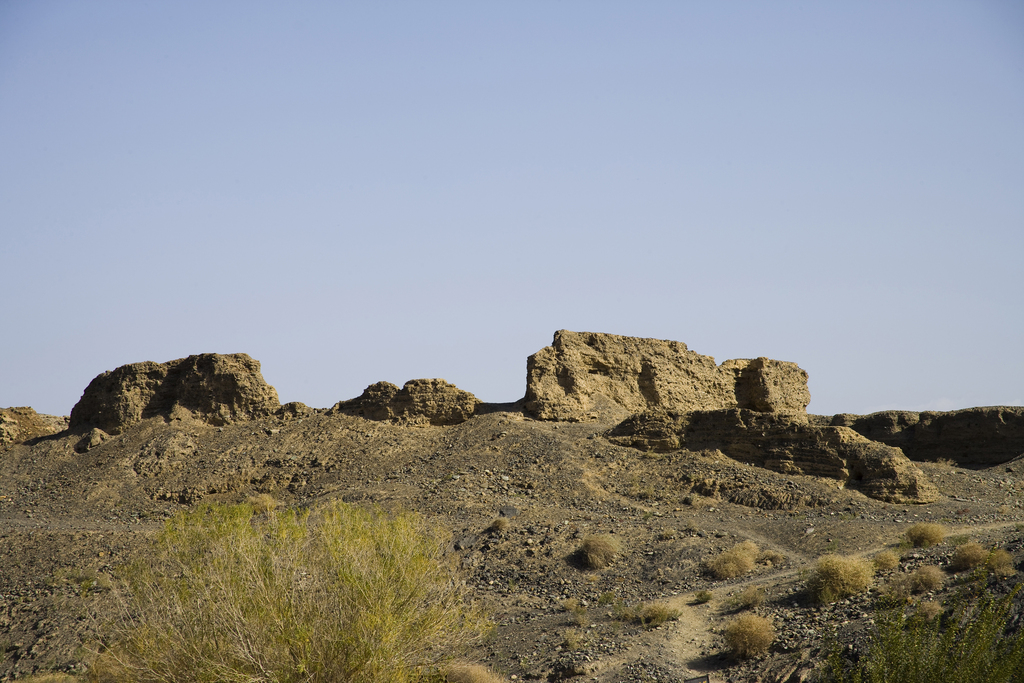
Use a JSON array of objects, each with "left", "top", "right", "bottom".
[
  {"left": 809, "top": 555, "right": 874, "bottom": 603},
  {"left": 873, "top": 550, "right": 900, "bottom": 572},
  {"left": 575, "top": 535, "right": 621, "bottom": 569},
  {"left": 909, "top": 565, "right": 944, "bottom": 593},
  {"left": 906, "top": 523, "right": 945, "bottom": 548},
  {"left": 91, "top": 500, "right": 488, "bottom": 683},
  {"left": 724, "top": 614, "right": 775, "bottom": 658},
  {"left": 950, "top": 542, "right": 987, "bottom": 572},
  {"left": 708, "top": 541, "right": 759, "bottom": 579}
]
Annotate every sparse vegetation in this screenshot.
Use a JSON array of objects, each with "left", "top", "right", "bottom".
[
  {"left": 90, "top": 501, "right": 488, "bottom": 683},
  {"left": 758, "top": 549, "right": 786, "bottom": 566},
  {"left": 727, "top": 585, "right": 765, "bottom": 611},
  {"left": 708, "top": 541, "right": 760, "bottom": 579},
  {"left": 724, "top": 614, "right": 776, "bottom": 658},
  {"left": 821, "top": 584, "right": 1024, "bottom": 682},
  {"left": 915, "top": 600, "right": 942, "bottom": 622},
  {"left": 561, "top": 598, "right": 588, "bottom": 626},
  {"left": 906, "top": 523, "right": 945, "bottom": 548},
  {"left": 872, "top": 550, "right": 899, "bottom": 572},
  {"left": 691, "top": 590, "right": 713, "bottom": 605},
  {"left": 909, "top": 565, "right": 944, "bottom": 593},
  {"left": 246, "top": 492, "right": 279, "bottom": 513},
  {"left": 986, "top": 548, "right": 1015, "bottom": 577},
  {"left": 950, "top": 542, "right": 987, "bottom": 572},
  {"left": 613, "top": 601, "right": 680, "bottom": 628},
  {"left": 442, "top": 662, "right": 504, "bottom": 683},
  {"left": 561, "top": 628, "right": 585, "bottom": 651},
  {"left": 809, "top": 555, "right": 874, "bottom": 603},
  {"left": 575, "top": 534, "right": 621, "bottom": 569}
]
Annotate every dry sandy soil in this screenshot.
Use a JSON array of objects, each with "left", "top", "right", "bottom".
[{"left": 1, "top": 399, "right": 1022, "bottom": 682}]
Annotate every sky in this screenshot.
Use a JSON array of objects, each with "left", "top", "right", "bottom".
[{"left": 1, "top": 1, "right": 1022, "bottom": 418}]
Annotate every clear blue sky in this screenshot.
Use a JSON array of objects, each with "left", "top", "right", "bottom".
[{"left": 2, "top": 1, "right": 1022, "bottom": 417}]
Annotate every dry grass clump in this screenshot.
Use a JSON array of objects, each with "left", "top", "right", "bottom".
[
  {"left": 909, "top": 565, "right": 944, "bottom": 593},
  {"left": 758, "top": 549, "right": 786, "bottom": 566},
  {"left": 246, "top": 492, "right": 279, "bottom": 513},
  {"left": 728, "top": 585, "right": 766, "bottom": 611},
  {"left": 915, "top": 600, "right": 943, "bottom": 622},
  {"left": 724, "top": 614, "right": 776, "bottom": 658},
  {"left": 90, "top": 501, "right": 489, "bottom": 683},
  {"left": 561, "top": 598, "right": 588, "bottom": 626},
  {"left": 872, "top": 550, "right": 900, "bottom": 572},
  {"left": 15, "top": 676, "right": 82, "bottom": 683},
  {"left": 576, "top": 534, "right": 621, "bottom": 569},
  {"left": 443, "top": 662, "right": 504, "bottom": 683},
  {"left": 950, "top": 542, "right": 987, "bottom": 572},
  {"left": 809, "top": 555, "right": 874, "bottom": 603},
  {"left": 691, "top": 590, "right": 713, "bottom": 605},
  {"left": 613, "top": 601, "right": 681, "bottom": 628},
  {"left": 708, "top": 541, "right": 760, "bottom": 579},
  {"left": 986, "top": 548, "right": 1015, "bottom": 577},
  {"left": 561, "top": 628, "right": 585, "bottom": 651},
  {"left": 906, "top": 522, "right": 945, "bottom": 548}
]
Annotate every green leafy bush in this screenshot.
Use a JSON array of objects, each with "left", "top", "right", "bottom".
[
  {"left": 821, "top": 584, "right": 1024, "bottom": 683},
  {"left": 91, "top": 500, "right": 488, "bottom": 683}
]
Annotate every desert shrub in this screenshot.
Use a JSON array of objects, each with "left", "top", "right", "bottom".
[
  {"left": 872, "top": 550, "right": 900, "bottom": 572},
  {"left": 442, "top": 662, "right": 504, "bottom": 683},
  {"left": 561, "top": 629, "right": 585, "bottom": 651},
  {"left": 612, "top": 601, "right": 680, "bottom": 628},
  {"left": 809, "top": 555, "right": 874, "bottom": 603},
  {"left": 728, "top": 585, "right": 765, "bottom": 611},
  {"left": 821, "top": 584, "right": 1024, "bottom": 683},
  {"left": 597, "top": 591, "right": 616, "bottom": 605},
  {"left": 691, "top": 590, "right": 713, "bottom": 605},
  {"left": 950, "top": 542, "right": 987, "bottom": 572},
  {"left": 561, "top": 598, "right": 588, "bottom": 626},
  {"left": 724, "top": 614, "right": 775, "bottom": 658},
  {"left": 909, "top": 565, "right": 944, "bottom": 593},
  {"left": 758, "top": 549, "right": 786, "bottom": 566},
  {"left": 575, "top": 534, "right": 621, "bottom": 569},
  {"left": 246, "top": 492, "right": 279, "bottom": 513},
  {"left": 90, "top": 500, "right": 488, "bottom": 683},
  {"left": 906, "top": 523, "right": 945, "bottom": 548},
  {"left": 882, "top": 574, "right": 913, "bottom": 601},
  {"left": 986, "top": 548, "right": 1015, "bottom": 577},
  {"left": 915, "top": 600, "right": 943, "bottom": 622},
  {"left": 708, "top": 541, "right": 759, "bottom": 579}
]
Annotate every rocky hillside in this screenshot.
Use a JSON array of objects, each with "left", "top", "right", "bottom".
[{"left": 1, "top": 331, "right": 1022, "bottom": 682}]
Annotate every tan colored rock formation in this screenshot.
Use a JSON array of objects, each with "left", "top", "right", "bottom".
[
  {"left": 0, "top": 407, "right": 68, "bottom": 448},
  {"left": 828, "top": 406, "right": 1024, "bottom": 466},
  {"left": 69, "top": 353, "right": 280, "bottom": 435},
  {"left": 332, "top": 379, "right": 480, "bottom": 426},
  {"left": 524, "top": 330, "right": 809, "bottom": 421},
  {"left": 607, "top": 409, "right": 938, "bottom": 504}
]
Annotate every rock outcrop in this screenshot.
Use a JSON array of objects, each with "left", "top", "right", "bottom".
[
  {"left": 0, "top": 407, "right": 69, "bottom": 448},
  {"left": 332, "top": 379, "right": 480, "bottom": 426},
  {"left": 827, "top": 407, "right": 1024, "bottom": 466},
  {"left": 607, "top": 409, "right": 938, "bottom": 504},
  {"left": 524, "top": 331, "right": 809, "bottom": 421},
  {"left": 69, "top": 353, "right": 280, "bottom": 435}
]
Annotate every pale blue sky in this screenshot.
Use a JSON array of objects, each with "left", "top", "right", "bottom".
[{"left": 2, "top": 1, "right": 1022, "bottom": 417}]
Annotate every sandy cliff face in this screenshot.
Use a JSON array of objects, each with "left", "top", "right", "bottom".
[
  {"left": 331, "top": 378, "right": 480, "bottom": 426},
  {"left": 524, "top": 330, "right": 809, "bottom": 422}
]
